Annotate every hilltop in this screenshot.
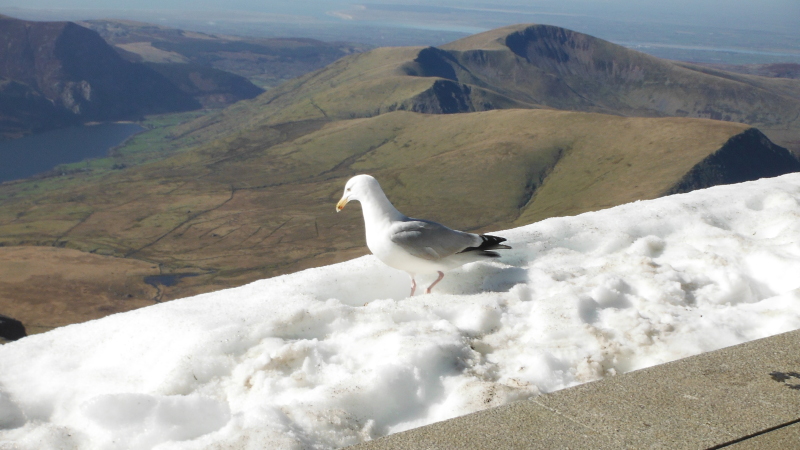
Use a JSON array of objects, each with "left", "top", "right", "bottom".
[{"left": 1, "top": 23, "right": 799, "bottom": 333}]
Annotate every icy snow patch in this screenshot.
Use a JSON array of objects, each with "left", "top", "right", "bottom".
[{"left": 2, "top": 174, "right": 800, "bottom": 449}]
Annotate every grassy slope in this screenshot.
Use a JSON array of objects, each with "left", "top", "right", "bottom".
[
  {"left": 171, "top": 24, "right": 800, "bottom": 153},
  {"left": 168, "top": 45, "right": 535, "bottom": 145},
  {"left": 0, "top": 246, "right": 158, "bottom": 334}
]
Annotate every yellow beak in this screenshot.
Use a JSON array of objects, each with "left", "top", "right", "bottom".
[{"left": 336, "top": 196, "right": 349, "bottom": 212}]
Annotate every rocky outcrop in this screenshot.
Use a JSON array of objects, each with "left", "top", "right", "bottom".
[
  {"left": 667, "top": 128, "right": 800, "bottom": 194},
  {"left": 0, "top": 314, "right": 26, "bottom": 341},
  {"left": 0, "top": 77, "right": 79, "bottom": 139}
]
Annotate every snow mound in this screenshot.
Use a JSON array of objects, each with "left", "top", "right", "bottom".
[{"left": 2, "top": 174, "right": 800, "bottom": 449}]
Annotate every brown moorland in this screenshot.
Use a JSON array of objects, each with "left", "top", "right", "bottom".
[{"left": 2, "top": 109, "right": 796, "bottom": 333}]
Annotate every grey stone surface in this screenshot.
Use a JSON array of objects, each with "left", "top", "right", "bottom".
[
  {"left": 351, "top": 398, "right": 623, "bottom": 450},
  {"left": 351, "top": 329, "right": 800, "bottom": 449},
  {"left": 727, "top": 422, "right": 800, "bottom": 449}
]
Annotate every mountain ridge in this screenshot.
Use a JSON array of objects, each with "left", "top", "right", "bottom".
[
  {"left": 0, "top": 15, "right": 200, "bottom": 139},
  {"left": 173, "top": 24, "right": 800, "bottom": 154}
]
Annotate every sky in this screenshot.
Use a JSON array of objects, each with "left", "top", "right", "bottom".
[
  {"left": 2, "top": 1, "right": 799, "bottom": 67},
  {"left": 2, "top": 172, "right": 800, "bottom": 448},
  {"left": 0, "top": 0, "right": 800, "bottom": 59},
  {"left": 2, "top": 0, "right": 798, "bottom": 31}
]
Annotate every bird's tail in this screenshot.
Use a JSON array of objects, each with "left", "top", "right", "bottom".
[{"left": 459, "top": 234, "right": 511, "bottom": 257}]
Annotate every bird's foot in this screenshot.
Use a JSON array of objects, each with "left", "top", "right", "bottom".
[{"left": 425, "top": 271, "right": 445, "bottom": 294}]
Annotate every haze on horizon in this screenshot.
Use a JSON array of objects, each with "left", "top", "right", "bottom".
[
  {"left": 3, "top": 0, "right": 798, "bottom": 31},
  {"left": 2, "top": 0, "right": 799, "bottom": 62}
]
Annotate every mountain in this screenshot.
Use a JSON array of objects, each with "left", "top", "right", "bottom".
[
  {"left": 1, "top": 23, "right": 799, "bottom": 333},
  {"left": 179, "top": 24, "right": 800, "bottom": 154},
  {"left": 78, "top": 19, "right": 368, "bottom": 89},
  {"left": 143, "top": 63, "right": 264, "bottom": 109},
  {"left": 440, "top": 25, "right": 800, "bottom": 126},
  {"left": 2, "top": 173, "right": 800, "bottom": 446},
  {"left": 0, "top": 15, "right": 201, "bottom": 139}
]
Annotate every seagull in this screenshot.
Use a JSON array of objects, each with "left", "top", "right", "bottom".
[{"left": 336, "top": 174, "right": 511, "bottom": 296}]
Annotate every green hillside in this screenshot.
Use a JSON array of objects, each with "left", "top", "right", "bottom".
[{"left": 174, "top": 24, "right": 800, "bottom": 154}]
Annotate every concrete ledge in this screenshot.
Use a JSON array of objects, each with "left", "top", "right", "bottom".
[{"left": 351, "top": 329, "right": 800, "bottom": 449}]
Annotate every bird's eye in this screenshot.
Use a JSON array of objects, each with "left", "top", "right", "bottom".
[{"left": 346, "top": 188, "right": 351, "bottom": 192}]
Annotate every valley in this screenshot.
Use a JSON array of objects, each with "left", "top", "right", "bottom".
[
  {"left": 2, "top": 23, "right": 800, "bottom": 335},
  {"left": 79, "top": 19, "right": 368, "bottom": 90}
]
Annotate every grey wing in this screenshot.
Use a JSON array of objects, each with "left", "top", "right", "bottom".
[{"left": 389, "top": 219, "right": 481, "bottom": 261}]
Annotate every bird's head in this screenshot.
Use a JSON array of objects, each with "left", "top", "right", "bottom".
[{"left": 336, "top": 174, "right": 380, "bottom": 212}]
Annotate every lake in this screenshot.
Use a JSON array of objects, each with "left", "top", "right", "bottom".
[{"left": 0, "top": 123, "right": 144, "bottom": 183}]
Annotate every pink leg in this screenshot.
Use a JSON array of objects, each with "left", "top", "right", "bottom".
[
  {"left": 410, "top": 276, "right": 417, "bottom": 297},
  {"left": 425, "top": 271, "right": 445, "bottom": 294}
]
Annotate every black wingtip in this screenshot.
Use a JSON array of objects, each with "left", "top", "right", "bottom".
[
  {"left": 478, "top": 234, "right": 511, "bottom": 250},
  {"left": 459, "top": 234, "right": 511, "bottom": 254}
]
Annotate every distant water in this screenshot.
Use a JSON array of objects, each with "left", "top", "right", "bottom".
[
  {"left": 618, "top": 42, "right": 800, "bottom": 59},
  {"left": 144, "top": 273, "right": 202, "bottom": 288},
  {"left": 0, "top": 123, "right": 144, "bottom": 183}
]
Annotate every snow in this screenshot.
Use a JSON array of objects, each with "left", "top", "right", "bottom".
[{"left": 3, "top": 174, "right": 800, "bottom": 449}]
